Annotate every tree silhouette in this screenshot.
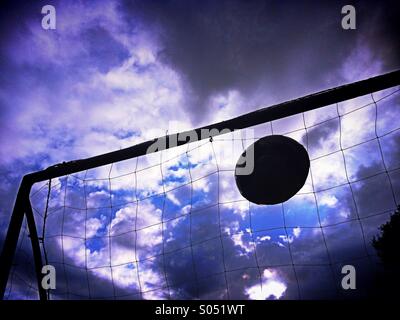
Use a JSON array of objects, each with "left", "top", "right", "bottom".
[
  {"left": 371, "top": 205, "right": 400, "bottom": 298},
  {"left": 373, "top": 205, "right": 400, "bottom": 268}
]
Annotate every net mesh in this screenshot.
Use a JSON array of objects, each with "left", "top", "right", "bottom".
[{"left": 5, "top": 86, "right": 400, "bottom": 300}]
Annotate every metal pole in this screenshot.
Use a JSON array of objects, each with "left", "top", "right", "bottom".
[
  {"left": 0, "top": 177, "right": 31, "bottom": 299},
  {"left": 25, "top": 199, "right": 47, "bottom": 300},
  {"left": 24, "top": 69, "right": 400, "bottom": 184}
]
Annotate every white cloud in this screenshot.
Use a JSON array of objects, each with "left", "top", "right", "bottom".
[
  {"left": 245, "top": 269, "right": 287, "bottom": 300},
  {"left": 86, "top": 218, "right": 103, "bottom": 238},
  {"left": 277, "top": 228, "right": 301, "bottom": 246},
  {"left": 231, "top": 231, "right": 255, "bottom": 256},
  {"left": 293, "top": 227, "right": 301, "bottom": 238},
  {"left": 319, "top": 194, "right": 338, "bottom": 207},
  {"left": 258, "top": 235, "right": 271, "bottom": 241},
  {"left": 279, "top": 235, "right": 294, "bottom": 245}
]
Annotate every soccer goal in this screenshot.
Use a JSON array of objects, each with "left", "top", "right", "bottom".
[{"left": 1, "top": 70, "right": 399, "bottom": 300}]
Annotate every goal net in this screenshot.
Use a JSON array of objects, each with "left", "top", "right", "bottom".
[{"left": 3, "top": 75, "right": 400, "bottom": 300}]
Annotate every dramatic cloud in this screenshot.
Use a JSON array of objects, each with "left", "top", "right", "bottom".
[
  {"left": 1, "top": 0, "right": 399, "bottom": 300},
  {"left": 121, "top": 0, "right": 400, "bottom": 124}
]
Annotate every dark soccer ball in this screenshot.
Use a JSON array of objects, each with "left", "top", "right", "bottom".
[{"left": 235, "top": 135, "right": 310, "bottom": 205}]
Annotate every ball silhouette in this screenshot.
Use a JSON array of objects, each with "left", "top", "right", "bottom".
[{"left": 235, "top": 135, "right": 310, "bottom": 205}]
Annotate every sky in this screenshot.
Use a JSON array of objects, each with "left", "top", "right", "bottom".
[{"left": 0, "top": 0, "right": 399, "bottom": 300}]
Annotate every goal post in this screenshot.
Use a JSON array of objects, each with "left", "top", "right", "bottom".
[{"left": 1, "top": 70, "right": 399, "bottom": 300}]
